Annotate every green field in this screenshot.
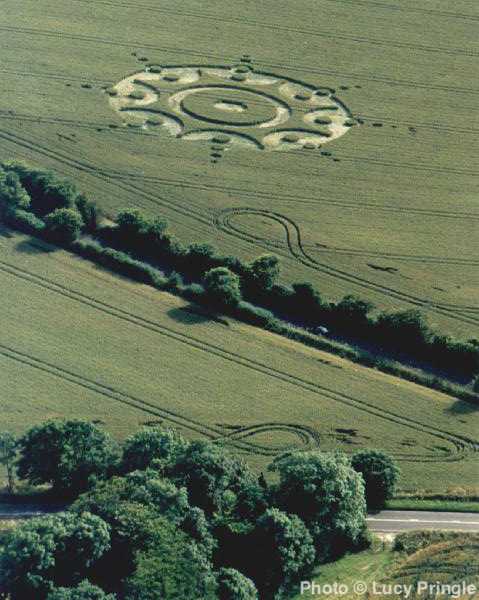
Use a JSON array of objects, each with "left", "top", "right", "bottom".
[
  {"left": 291, "top": 533, "right": 479, "bottom": 599},
  {"left": 0, "top": 0, "right": 478, "bottom": 496},
  {"left": 0, "top": 0, "right": 478, "bottom": 341},
  {"left": 0, "top": 231, "right": 477, "bottom": 491}
]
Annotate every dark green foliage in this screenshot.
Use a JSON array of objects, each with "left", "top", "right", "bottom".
[
  {"left": 243, "top": 254, "right": 280, "bottom": 295},
  {"left": 270, "top": 450, "right": 367, "bottom": 561},
  {"left": 170, "top": 441, "right": 266, "bottom": 521},
  {"left": 0, "top": 168, "right": 31, "bottom": 217},
  {"left": 125, "top": 517, "right": 218, "bottom": 600},
  {"left": 16, "top": 420, "right": 119, "bottom": 497},
  {"left": 0, "top": 512, "right": 110, "bottom": 600},
  {"left": 72, "top": 470, "right": 216, "bottom": 587},
  {"left": 2, "top": 161, "right": 78, "bottom": 216},
  {"left": 332, "top": 294, "right": 375, "bottom": 336},
  {"left": 121, "top": 426, "right": 189, "bottom": 474},
  {"left": 75, "top": 195, "right": 100, "bottom": 234},
  {"left": 6, "top": 208, "right": 45, "bottom": 234},
  {"left": 473, "top": 376, "right": 479, "bottom": 393},
  {"left": 4, "top": 163, "right": 478, "bottom": 382},
  {"left": 351, "top": 449, "right": 400, "bottom": 510},
  {"left": 217, "top": 568, "right": 258, "bottom": 600},
  {"left": 44, "top": 208, "right": 84, "bottom": 244},
  {"left": 47, "top": 581, "right": 116, "bottom": 600},
  {"left": 203, "top": 267, "right": 242, "bottom": 307},
  {"left": 249, "top": 509, "right": 315, "bottom": 598},
  {"left": 0, "top": 431, "right": 17, "bottom": 493}
]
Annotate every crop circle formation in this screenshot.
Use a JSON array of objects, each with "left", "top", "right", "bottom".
[{"left": 108, "top": 64, "right": 355, "bottom": 151}]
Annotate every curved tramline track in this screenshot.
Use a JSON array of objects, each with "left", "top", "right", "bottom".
[
  {"left": 215, "top": 208, "right": 479, "bottom": 324},
  {"left": 0, "top": 259, "right": 478, "bottom": 464},
  {"left": 0, "top": 126, "right": 477, "bottom": 332}
]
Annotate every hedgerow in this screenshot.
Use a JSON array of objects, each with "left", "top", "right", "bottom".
[{"left": 1, "top": 161, "right": 478, "bottom": 398}]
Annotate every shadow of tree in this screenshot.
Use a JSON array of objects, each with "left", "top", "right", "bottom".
[
  {"left": 15, "top": 239, "right": 56, "bottom": 254},
  {"left": 167, "top": 305, "right": 229, "bottom": 327},
  {"left": 445, "top": 400, "right": 478, "bottom": 416}
]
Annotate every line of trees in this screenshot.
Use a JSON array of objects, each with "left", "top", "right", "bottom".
[
  {"left": 0, "top": 421, "right": 401, "bottom": 600},
  {"left": 1, "top": 160, "right": 478, "bottom": 382}
]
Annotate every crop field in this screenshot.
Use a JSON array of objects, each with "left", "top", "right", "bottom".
[
  {"left": 0, "top": 231, "right": 478, "bottom": 491},
  {"left": 0, "top": 0, "right": 478, "bottom": 341},
  {"left": 291, "top": 533, "right": 479, "bottom": 599}
]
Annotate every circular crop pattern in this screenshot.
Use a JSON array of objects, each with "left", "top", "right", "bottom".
[{"left": 108, "top": 64, "right": 355, "bottom": 152}]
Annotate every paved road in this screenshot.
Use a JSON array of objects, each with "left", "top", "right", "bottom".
[
  {"left": 367, "top": 511, "right": 479, "bottom": 533},
  {"left": 0, "top": 504, "right": 64, "bottom": 520}
]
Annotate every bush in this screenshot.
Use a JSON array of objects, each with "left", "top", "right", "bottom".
[
  {"left": 203, "top": 267, "right": 242, "bottom": 308},
  {"left": 16, "top": 420, "right": 119, "bottom": 497},
  {"left": 47, "top": 581, "right": 116, "bottom": 600},
  {"left": 0, "top": 168, "right": 31, "bottom": 217},
  {"left": 44, "top": 208, "right": 84, "bottom": 244},
  {"left": 351, "top": 449, "right": 400, "bottom": 510},
  {"left": 6, "top": 208, "right": 45, "bottom": 234},
  {"left": 2, "top": 161, "right": 78, "bottom": 216},
  {"left": 75, "top": 195, "right": 100, "bottom": 234},
  {"left": 217, "top": 568, "right": 258, "bottom": 600}
]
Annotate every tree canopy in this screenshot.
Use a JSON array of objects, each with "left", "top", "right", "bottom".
[
  {"left": 16, "top": 420, "right": 119, "bottom": 497},
  {"left": 351, "top": 449, "right": 400, "bottom": 509}
]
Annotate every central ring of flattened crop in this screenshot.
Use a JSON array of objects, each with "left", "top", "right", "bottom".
[{"left": 172, "top": 85, "right": 290, "bottom": 128}]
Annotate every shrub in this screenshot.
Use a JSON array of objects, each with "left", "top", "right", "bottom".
[
  {"left": 75, "top": 195, "right": 100, "bottom": 234},
  {"left": 203, "top": 267, "right": 242, "bottom": 308},
  {"left": 0, "top": 168, "right": 31, "bottom": 217},
  {"left": 2, "top": 161, "right": 78, "bottom": 216},
  {"left": 351, "top": 449, "right": 400, "bottom": 510},
  {"left": 217, "top": 568, "right": 258, "bottom": 600},
  {"left": 44, "top": 208, "right": 84, "bottom": 244},
  {"left": 46, "top": 581, "right": 116, "bottom": 600},
  {"left": 6, "top": 208, "right": 45, "bottom": 234}
]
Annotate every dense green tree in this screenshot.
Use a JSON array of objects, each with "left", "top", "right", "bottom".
[
  {"left": 0, "top": 512, "right": 110, "bottom": 600},
  {"left": 115, "top": 209, "right": 148, "bottom": 238},
  {"left": 203, "top": 267, "right": 242, "bottom": 307},
  {"left": 16, "top": 421, "right": 119, "bottom": 497},
  {"left": 270, "top": 450, "right": 367, "bottom": 561},
  {"left": 0, "top": 432, "right": 17, "bottom": 493},
  {"left": 121, "top": 426, "right": 189, "bottom": 474},
  {"left": 217, "top": 568, "right": 258, "bottom": 600},
  {"left": 249, "top": 509, "right": 315, "bottom": 598},
  {"left": 75, "top": 195, "right": 99, "bottom": 234},
  {"left": 351, "top": 449, "right": 400, "bottom": 510},
  {"left": 0, "top": 169, "right": 31, "bottom": 217},
  {"left": 186, "top": 243, "right": 219, "bottom": 276},
  {"left": 125, "top": 517, "right": 217, "bottom": 600},
  {"left": 245, "top": 254, "right": 280, "bottom": 294},
  {"left": 374, "top": 309, "right": 431, "bottom": 352},
  {"left": 44, "top": 208, "right": 84, "bottom": 244},
  {"left": 170, "top": 441, "right": 266, "bottom": 521},
  {"left": 2, "top": 161, "right": 78, "bottom": 216},
  {"left": 290, "top": 282, "right": 325, "bottom": 325},
  {"left": 72, "top": 471, "right": 216, "bottom": 587},
  {"left": 47, "top": 581, "right": 116, "bottom": 600},
  {"left": 333, "top": 294, "right": 375, "bottom": 335}
]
